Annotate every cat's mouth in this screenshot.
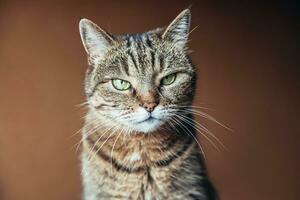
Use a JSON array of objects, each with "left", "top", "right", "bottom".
[
  {"left": 118, "top": 107, "right": 166, "bottom": 133},
  {"left": 131, "top": 115, "right": 163, "bottom": 133},
  {"left": 138, "top": 116, "right": 158, "bottom": 124}
]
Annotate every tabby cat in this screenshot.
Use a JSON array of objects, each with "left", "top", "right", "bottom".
[{"left": 79, "top": 9, "right": 218, "bottom": 200}]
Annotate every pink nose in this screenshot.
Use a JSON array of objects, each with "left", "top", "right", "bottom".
[{"left": 140, "top": 102, "right": 158, "bottom": 112}]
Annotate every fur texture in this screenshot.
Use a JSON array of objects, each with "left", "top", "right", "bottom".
[{"left": 79, "top": 9, "right": 218, "bottom": 200}]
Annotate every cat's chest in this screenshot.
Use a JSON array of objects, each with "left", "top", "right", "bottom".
[
  {"left": 84, "top": 150, "right": 172, "bottom": 199},
  {"left": 133, "top": 168, "right": 170, "bottom": 200}
]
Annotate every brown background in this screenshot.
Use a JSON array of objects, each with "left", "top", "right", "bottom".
[{"left": 0, "top": 1, "right": 299, "bottom": 200}]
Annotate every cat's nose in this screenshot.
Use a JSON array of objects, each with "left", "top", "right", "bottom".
[
  {"left": 140, "top": 102, "right": 158, "bottom": 112},
  {"left": 138, "top": 90, "right": 159, "bottom": 112}
]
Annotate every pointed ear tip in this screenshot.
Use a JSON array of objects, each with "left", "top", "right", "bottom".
[
  {"left": 182, "top": 7, "right": 191, "bottom": 15},
  {"left": 174, "top": 9, "right": 191, "bottom": 22},
  {"left": 79, "top": 18, "right": 91, "bottom": 26},
  {"left": 182, "top": 8, "right": 191, "bottom": 17},
  {"left": 80, "top": 19, "right": 99, "bottom": 30}
]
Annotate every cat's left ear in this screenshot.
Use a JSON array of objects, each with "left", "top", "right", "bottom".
[
  {"left": 162, "top": 9, "right": 191, "bottom": 49},
  {"left": 79, "top": 18, "right": 115, "bottom": 58}
]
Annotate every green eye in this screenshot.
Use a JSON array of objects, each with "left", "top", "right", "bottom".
[
  {"left": 161, "top": 73, "right": 176, "bottom": 86},
  {"left": 112, "top": 79, "right": 131, "bottom": 91}
]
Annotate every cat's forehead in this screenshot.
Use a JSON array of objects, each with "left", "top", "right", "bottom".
[
  {"left": 122, "top": 33, "right": 161, "bottom": 56},
  {"left": 100, "top": 33, "right": 163, "bottom": 75},
  {"left": 94, "top": 31, "right": 191, "bottom": 81}
]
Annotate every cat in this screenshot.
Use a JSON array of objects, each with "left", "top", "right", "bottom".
[{"left": 79, "top": 8, "right": 218, "bottom": 200}]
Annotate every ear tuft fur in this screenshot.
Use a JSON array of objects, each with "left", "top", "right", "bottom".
[
  {"left": 79, "top": 19, "right": 114, "bottom": 57},
  {"left": 162, "top": 9, "right": 191, "bottom": 49}
]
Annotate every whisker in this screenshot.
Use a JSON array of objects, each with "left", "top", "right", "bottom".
[
  {"left": 179, "top": 109, "right": 232, "bottom": 131},
  {"left": 169, "top": 117, "right": 206, "bottom": 160},
  {"left": 173, "top": 113, "right": 221, "bottom": 151},
  {"left": 166, "top": 120, "right": 181, "bottom": 135},
  {"left": 85, "top": 123, "right": 115, "bottom": 158},
  {"left": 174, "top": 112, "right": 226, "bottom": 148},
  {"left": 68, "top": 118, "right": 95, "bottom": 140},
  {"left": 89, "top": 125, "right": 120, "bottom": 163},
  {"left": 169, "top": 105, "right": 214, "bottom": 111},
  {"left": 73, "top": 117, "right": 113, "bottom": 151},
  {"left": 75, "top": 101, "right": 89, "bottom": 108},
  {"left": 187, "top": 25, "right": 199, "bottom": 37},
  {"left": 74, "top": 109, "right": 132, "bottom": 150},
  {"left": 110, "top": 130, "right": 123, "bottom": 174}
]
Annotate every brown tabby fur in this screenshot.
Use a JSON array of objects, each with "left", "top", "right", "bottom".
[{"left": 79, "top": 9, "right": 218, "bottom": 200}]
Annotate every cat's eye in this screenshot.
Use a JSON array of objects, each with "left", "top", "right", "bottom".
[
  {"left": 161, "top": 73, "right": 176, "bottom": 86},
  {"left": 112, "top": 79, "right": 131, "bottom": 91}
]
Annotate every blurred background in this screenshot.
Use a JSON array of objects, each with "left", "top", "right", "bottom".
[{"left": 0, "top": 1, "right": 299, "bottom": 200}]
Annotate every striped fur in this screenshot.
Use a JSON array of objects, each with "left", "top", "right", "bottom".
[{"left": 79, "top": 9, "right": 218, "bottom": 200}]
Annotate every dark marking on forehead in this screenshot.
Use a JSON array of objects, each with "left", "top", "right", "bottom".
[
  {"left": 159, "top": 55, "right": 165, "bottom": 73},
  {"left": 145, "top": 35, "right": 156, "bottom": 71},
  {"left": 119, "top": 57, "right": 129, "bottom": 76},
  {"left": 125, "top": 35, "right": 131, "bottom": 48},
  {"left": 125, "top": 34, "right": 143, "bottom": 47},
  {"left": 125, "top": 35, "right": 140, "bottom": 73},
  {"left": 128, "top": 51, "right": 139, "bottom": 72},
  {"left": 133, "top": 35, "right": 145, "bottom": 67},
  {"left": 145, "top": 35, "right": 153, "bottom": 49},
  {"left": 137, "top": 44, "right": 146, "bottom": 73},
  {"left": 150, "top": 51, "right": 155, "bottom": 70},
  {"left": 132, "top": 33, "right": 143, "bottom": 43},
  {"left": 133, "top": 33, "right": 156, "bottom": 73},
  {"left": 127, "top": 34, "right": 145, "bottom": 73}
]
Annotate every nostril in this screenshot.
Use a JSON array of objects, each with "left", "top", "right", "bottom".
[
  {"left": 146, "top": 107, "right": 153, "bottom": 112},
  {"left": 143, "top": 102, "right": 157, "bottom": 112},
  {"left": 147, "top": 107, "right": 153, "bottom": 112}
]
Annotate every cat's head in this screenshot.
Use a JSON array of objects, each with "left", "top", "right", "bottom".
[{"left": 79, "top": 9, "right": 196, "bottom": 133}]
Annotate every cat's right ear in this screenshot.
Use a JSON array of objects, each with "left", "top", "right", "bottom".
[{"left": 79, "top": 19, "right": 115, "bottom": 58}]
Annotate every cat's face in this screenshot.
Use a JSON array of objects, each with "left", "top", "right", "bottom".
[{"left": 79, "top": 9, "right": 195, "bottom": 133}]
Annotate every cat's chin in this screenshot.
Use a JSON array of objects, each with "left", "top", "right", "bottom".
[{"left": 130, "top": 118, "right": 164, "bottom": 133}]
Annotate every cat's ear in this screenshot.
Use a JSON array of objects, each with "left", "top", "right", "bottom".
[
  {"left": 79, "top": 19, "right": 115, "bottom": 57},
  {"left": 162, "top": 9, "right": 191, "bottom": 49}
]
